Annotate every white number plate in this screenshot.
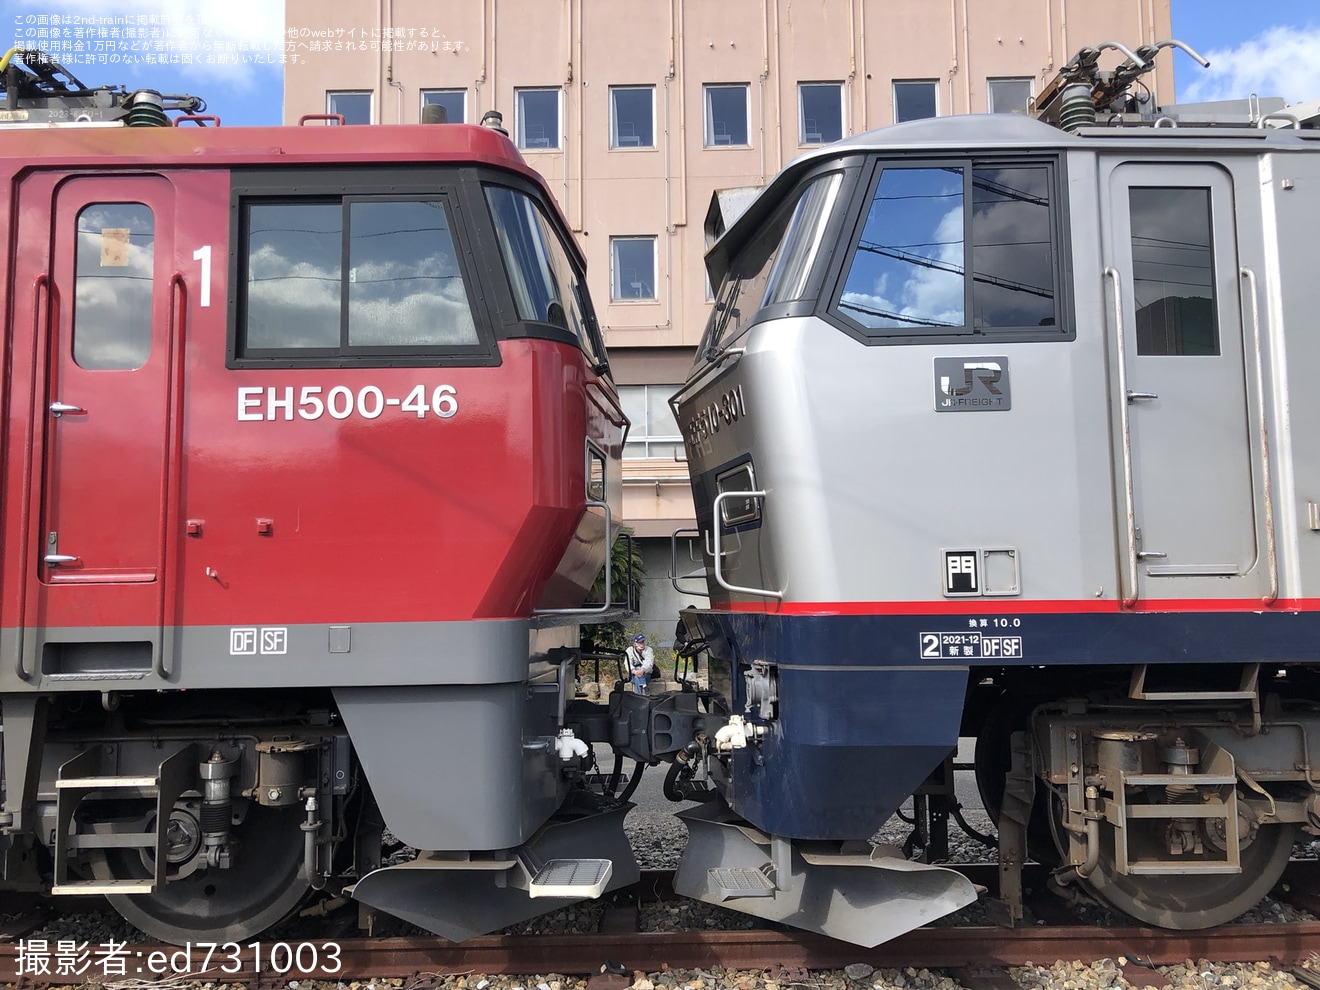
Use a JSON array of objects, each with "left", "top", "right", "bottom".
[{"left": 238, "top": 385, "right": 458, "bottom": 422}]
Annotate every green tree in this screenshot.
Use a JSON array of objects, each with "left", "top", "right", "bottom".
[{"left": 581, "top": 529, "right": 644, "bottom": 653}]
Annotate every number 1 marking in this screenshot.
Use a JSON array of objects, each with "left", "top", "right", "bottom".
[{"left": 193, "top": 245, "right": 211, "bottom": 308}]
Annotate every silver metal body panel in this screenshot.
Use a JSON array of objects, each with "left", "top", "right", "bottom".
[
  {"left": 685, "top": 315, "right": 1120, "bottom": 605},
  {"left": 334, "top": 681, "right": 563, "bottom": 851},
  {"left": 350, "top": 805, "right": 640, "bottom": 942},
  {"left": 674, "top": 800, "right": 977, "bottom": 947},
  {"left": 679, "top": 117, "right": 1320, "bottom": 609}
]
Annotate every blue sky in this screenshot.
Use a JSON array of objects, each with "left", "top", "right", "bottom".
[
  {"left": 1170, "top": 0, "right": 1320, "bottom": 104},
  {"left": 3, "top": 0, "right": 282, "bottom": 124},
  {"left": 3, "top": 0, "right": 1319, "bottom": 126}
]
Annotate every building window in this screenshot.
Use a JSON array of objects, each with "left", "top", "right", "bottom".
[
  {"left": 893, "top": 81, "right": 938, "bottom": 123},
  {"left": 610, "top": 86, "right": 655, "bottom": 148},
  {"left": 798, "top": 82, "right": 843, "bottom": 145},
  {"left": 834, "top": 162, "right": 1059, "bottom": 339},
  {"left": 611, "top": 237, "right": 658, "bottom": 301},
  {"left": 327, "top": 91, "right": 371, "bottom": 124},
  {"left": 421, "top": 89, "right": 466, "bottom": 124},
  {"left": 516, "top": 88, "right": 560, "bottom": 149},
  {"left": 238, "top": 197, "right": 480, "bottom": 359},
  {"left": 987, "top": 78, "right": 1033, "bottom": 114},
  {"left": 618, "top": 385, "right": 683, "bottom": 459},
  {"left": 704, "top": 84, "right": 749, "bottom": 147}
]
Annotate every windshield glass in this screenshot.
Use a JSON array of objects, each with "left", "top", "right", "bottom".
[
  {"left": 698, "top": 171, "right": 843, "bottom": 360},
  {"left": 486, "top": 184, "right": 606, "bottom": 368}
]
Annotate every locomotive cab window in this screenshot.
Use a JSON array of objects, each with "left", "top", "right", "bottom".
[
  {"left": 485, "top": 185, "right": 607, "bottom": 370},
  {"left": 1129, "top": 186, "right": 1218, "bottom": 355},
  {"left": 701, "top": 170, "right": 847, "bottom": 357},
  {"left": 832, "top": 159, "right": 1063, "bottom": 342},
  {"left": 237, "top": 194, "right": 484, "bottom": 363},
  {"left": 74, "top": 203, "right": 154, "bottom": 370}
]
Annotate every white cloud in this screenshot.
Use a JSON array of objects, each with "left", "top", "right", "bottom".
[
  {"left": 902, "top": 205, "right": 964, "bottom": 325},
  {"left": 1182, "top": 25, "right": 1320, "bottom": 105},
  {"left": 48, "top": 0, "right": 284, "bottom": 90}
]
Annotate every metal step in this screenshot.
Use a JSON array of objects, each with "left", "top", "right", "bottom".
[
  {"left": 51, "top": 744, "right": 196, "bottom": 894},
  {"left": 56, "top": 776, "right": 159, "bottom": 790},
  {"left": 1111, "top": 742, "right": 1242, "bottom": 875},
  {"left": 52, "top": 880, "right": 155, "bottom": 895},
  {"left": 527, "top": 858, "right": 613, "bottom": 898},
  {"left": 708, "top": 866, "right": 776, "bottom": 900}
]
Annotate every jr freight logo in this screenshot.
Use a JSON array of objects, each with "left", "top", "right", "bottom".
[{"left": 934, "top": 357, "right": 1011, "bottom": 412}]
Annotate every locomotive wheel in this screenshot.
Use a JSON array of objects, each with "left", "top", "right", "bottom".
[
  {"left": 91, "top": 803, "right": 310, "bottom": 944},
  {"left": 1078, "top": 819, "right": 1295, "bottom": 929}
]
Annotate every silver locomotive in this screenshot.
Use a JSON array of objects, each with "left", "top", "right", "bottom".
[{"left": 661, "top": 42, "right": 1320, "bottom": 942}]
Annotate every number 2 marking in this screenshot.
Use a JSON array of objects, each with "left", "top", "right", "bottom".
[
  {"left": 193, "top": 245, "right": 211, "bottom": 308},
  {"left": 920, "top": 633, "right": 940, "bottom": 659}
]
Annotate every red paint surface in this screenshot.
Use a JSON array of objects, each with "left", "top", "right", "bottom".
[{"left": 0, "top": 126, "right": 621, "bottom": 632}]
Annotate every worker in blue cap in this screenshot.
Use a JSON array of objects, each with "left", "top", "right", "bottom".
[{"left": 625, "top": 633, "right": 654, "bottom": 696}]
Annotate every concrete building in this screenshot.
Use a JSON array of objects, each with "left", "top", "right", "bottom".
[{"left": 283, "top": 0, "right": 1174, "bottom": 640}]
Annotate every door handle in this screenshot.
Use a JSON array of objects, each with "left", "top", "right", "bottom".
[
  {"left": 45, "top": 532, "right": 79, "bottom": 566},
  {"left": 1136, "top": 550, "right": 1168, "bottom": 560},
  {"left": 49, "top": 402, "right": 86, "bottom": 417},
  {"left": 1126, "top": 391, "right": 1158, "bottom": 402}
]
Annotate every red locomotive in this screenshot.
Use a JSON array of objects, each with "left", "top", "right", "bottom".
[{"left": 0, "top": 51, "right": 633, "bottom": 943}]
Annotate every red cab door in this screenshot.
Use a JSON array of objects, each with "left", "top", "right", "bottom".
[{"left": 34, "top": 175, "right": 178, "bottom": 666}]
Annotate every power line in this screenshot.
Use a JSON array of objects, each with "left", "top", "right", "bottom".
[
  {"left": 838, "top": 298, "right": 962, "bottom": 328},
  {"left": 855, "top": 241, "right": 1054, "bottom": 299}
]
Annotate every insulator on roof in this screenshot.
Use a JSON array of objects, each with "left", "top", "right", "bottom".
[
  {"left": 125, "top": 89, "right": 169, "bottom": 127},
  {"left": 1059, "top": 83, "right": 1098, "bottom": 132}
]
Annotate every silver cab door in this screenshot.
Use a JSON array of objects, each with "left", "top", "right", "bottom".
[{"left": 1102, "top": 161, "right": 1269, "bottom": 603}]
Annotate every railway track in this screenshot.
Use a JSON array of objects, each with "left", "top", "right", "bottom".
[{"left": 3, "top": 863, "right": 1319, "bottom": 984}]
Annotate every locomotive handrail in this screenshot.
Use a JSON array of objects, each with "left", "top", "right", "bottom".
[
  {"left": 712, "top": 491, "right": 782, "bottom": 599},
  {"left": 677, "top": 344, "right": 745, "bottom": 398},
  {"left": 533, "top": 499, "right": 617, "bottom": 616},
  {"left": 1257, "top": 113, "right": 1301, "bottom": 130},
  {"left": 156, "top": 273, "right": 189, "bottom": 680},
  {"left": 1104, "top": 266, "right": 1140, "bottom": 608},
  {"left": 669, "top": 527, "right": 709, "bottom": 597},
  {"left": 586, "top": 377, "right": 628, "bottom": 428},
  {"left": 709, "top": 346, "right": 746, "bottom": 368},
  {"left": 299, "top": 113, "right": 346, "bottom": 126},
  {"left": 15, "top": 274, "right": 50, "bottom": 681},
  {"left": 1240, "top": 266, "right": 1279, "bottom": 604}
]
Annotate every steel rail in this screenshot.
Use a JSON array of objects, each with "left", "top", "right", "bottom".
[
  {"left": 3, "top": 921, "right": 1320, "bottom": 983},
  {"left": 3, "top": 863, "right": 1318, "bottom": 982}
]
